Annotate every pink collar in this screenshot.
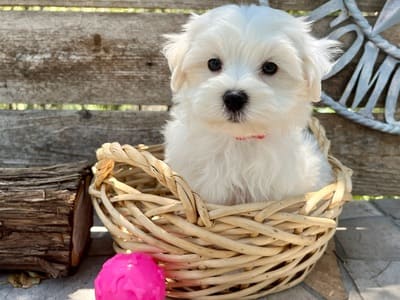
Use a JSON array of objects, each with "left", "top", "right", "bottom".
[{"left": 235, "top": 134, "right": 266, "bottom": 141}]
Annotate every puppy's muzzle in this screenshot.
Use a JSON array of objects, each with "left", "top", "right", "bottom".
[{"left": 223, "top": 90, "right": 248, "bottom": 119}]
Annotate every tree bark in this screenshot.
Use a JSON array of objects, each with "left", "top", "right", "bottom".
[{"left": 0, "top": 162, "right": 92, "bottom": 278}]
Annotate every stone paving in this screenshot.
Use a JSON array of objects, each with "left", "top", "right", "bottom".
[
  {"left": 0, "top": 199, "right": 399, "bottom": 300},
  {"left": 335, "top": 200, "right": 400, "bottom": 300}
]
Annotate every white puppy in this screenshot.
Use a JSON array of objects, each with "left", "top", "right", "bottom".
[{"left": 163, "top": 5, "right": 337, "bottom": 205}]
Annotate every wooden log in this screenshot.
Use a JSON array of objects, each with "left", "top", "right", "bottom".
[
  {"left": 0, "top": 162, "right": 92, "bottom": 278},
  {"left": 0, "top": 0, "right": 386, "bottom": 12},
  {"left": 1, "top": 109, "right": 399, "bottom": 195}
]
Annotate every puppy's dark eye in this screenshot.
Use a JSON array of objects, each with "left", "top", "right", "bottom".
[
  {"left": 208, "top": 58, "right": 222, "bottom": 72},
  {"left": 261, "top": 61, "right": 278, "bottom": 75}
]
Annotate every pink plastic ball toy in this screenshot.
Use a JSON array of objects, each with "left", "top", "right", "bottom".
[{"left": 94, "top": 252, "right": 166, "bottom": 300}]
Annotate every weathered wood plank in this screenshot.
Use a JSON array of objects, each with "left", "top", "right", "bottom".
[
  {"left": 0, "top": 12, "right": 397, "bottom": 106},
  {"left": 1, "top": 109, "right": 399, "bottom": 195},
  {"left": 0, "top": 0, "right": 386, "bottom": 11},
  {"left": 0, "top": 110, "right": 168, "bottom": 166},
  {"left": 0, "top": 11, "right": 186, "bottom": 105},
  {"left": 318, "top": 113, "right": 400, "bottom": 196}
]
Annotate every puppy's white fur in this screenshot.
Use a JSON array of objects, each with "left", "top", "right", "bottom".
[{"left": 163, "top": 5, "right": 337, "bottom": 205}]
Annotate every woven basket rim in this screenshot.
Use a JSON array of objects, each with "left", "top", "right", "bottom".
[
  {"left": 91, "top": 117, "right": 352, "bottom": 224},
  {"left": 89, "top": 117, "right": 353, "bottom": 299}
]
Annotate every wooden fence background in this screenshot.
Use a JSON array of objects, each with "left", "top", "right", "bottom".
[{"left": 0, "top": 0, "right": 399, "bottom": 195}]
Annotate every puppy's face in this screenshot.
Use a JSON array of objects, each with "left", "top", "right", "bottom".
[{"left": 164, "top": 5, "right": 337, "bottom": 136}]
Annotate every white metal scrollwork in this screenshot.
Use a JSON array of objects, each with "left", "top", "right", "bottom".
[{"left": 262, "top": 0, "right": 400, "bottom": 134}]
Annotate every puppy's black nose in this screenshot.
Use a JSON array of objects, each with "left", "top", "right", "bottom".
[{"left": 223, "top": 90, "right": 248, "bottom": 113}]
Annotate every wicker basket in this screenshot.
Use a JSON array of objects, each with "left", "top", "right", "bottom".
[{"left": 89, "top": 117, "right": 352, "bottom": 300}]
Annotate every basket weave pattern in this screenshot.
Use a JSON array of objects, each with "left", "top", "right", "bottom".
[{"left": 89, "top": 118, "right": 352, "bottom": 299}]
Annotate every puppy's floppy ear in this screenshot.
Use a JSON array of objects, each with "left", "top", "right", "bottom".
[
  {"left": 301, "top": 26, "right": 340, "bottom": 102},
  {"left": 162, "top": 32, "right": 190, "bottom": 93}
]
